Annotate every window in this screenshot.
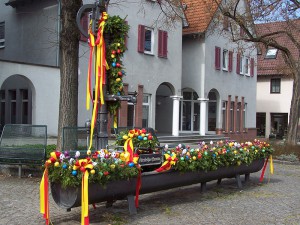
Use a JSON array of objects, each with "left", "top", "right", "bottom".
[
  {"left": 265, "top": 48, "right": 278, "bottom": 59},
  {"left": 222, "top": 101, "right": 227, "bottom": 131},
  {"left": 244, "top": 57, "right": 250, "bottom": 76},
  {"left": 215, "top": 46, "right": 221, "bottom": 70},
  {"left": 127, "top": 103, "right": 134, "bottom": 128},
  {"left": 142, "top": 94, "right": 151, "bottom": 128},
  {"left": 222, "top": 49, "right": 228, "bottom": 71},
  {"left": 239, "top": 55, "right": 244, "bottom": 74},
  {"left": 158, "top": 30, "right": 168, "bottom": 58},
  {"left": 0, "top": 22, "right": 5, "bottom": 48},
  {"left": 138, "top": 25, "right": 154, "bottom": 54},
  {"left": 270, "top": 78, "right": 281, "bottom": 93}
]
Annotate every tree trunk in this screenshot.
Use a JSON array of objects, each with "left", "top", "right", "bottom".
[
  {"left": 57, "top": 0, "right": 82, "bottom": 150},
  {"left": 286, "top": 72, "right": 300, "bottom": 145}
]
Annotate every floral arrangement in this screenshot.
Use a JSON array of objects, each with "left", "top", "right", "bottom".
[
  {"left": 159, "top": 139, "right": 273, "bottom": 173},
  {"left": 47, "top": 149, "right": 140, "bottom": 188},
  {"left": 46, "top": 133, "right": 272, "bottom": 188},
  {"left": 114, "top": 128, "right": 160, "bottom": 150}
]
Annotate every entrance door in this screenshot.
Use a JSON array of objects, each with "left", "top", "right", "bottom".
[
  {"left": 180, "top": 90, "right": 199, "bottom": 132},
  {"left": 208, "top": 91, "right": 217, "bottom": 132},
  {"left": 271, "top": 113, "right": 288, "bottom": 139}
]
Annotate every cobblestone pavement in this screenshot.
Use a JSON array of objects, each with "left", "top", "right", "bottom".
[{"left": 0, "top": 162, "right": 300, "bottom": 225}]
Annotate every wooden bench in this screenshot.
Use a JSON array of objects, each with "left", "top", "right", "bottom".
[{"left": 0, "top": 124, "right": 47, "bottom": 177}]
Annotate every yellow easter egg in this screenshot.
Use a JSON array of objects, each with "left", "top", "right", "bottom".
[
  {"left": 54, "top": 162, "right": 60, "bottom": 167},
  {"left": 90, "top": 169, "right": 95, "bottom": 174}
]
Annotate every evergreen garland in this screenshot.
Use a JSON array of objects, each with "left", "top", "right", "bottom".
[{"left": 104, "top": 15, "right": 130, "bottom": 115}]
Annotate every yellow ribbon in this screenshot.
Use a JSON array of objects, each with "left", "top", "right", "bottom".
[
  {"left": 87, "top": 12, "right": 108, "bottom": 150},
  {"left": 269, "top": 155, "right": 274, "bottom": 174},
  {"left": 81, "top": 170, "right": 89, "bottom": 225}
]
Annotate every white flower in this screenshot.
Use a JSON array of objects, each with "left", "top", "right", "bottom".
[
  {"left": 92, "top": 162, "right": 98, "bottom": 166},
  {"left": 69, "top": 158, "right": 75, "bottom": 164},
  {"left": 164, "top": 144, "right": 169, "bottom": 150},
  {"left": 111, "top": 151, "right": 117, "bottom": 158},
  {"left": 202, "top": 141, "right": 205, "bottom": 146},
  {"left": 178, "top": 144, "right": 182, "bottom": 148},
  {"left": 210, "top": 141, "right": 213, "bottom": 145},
  {"left": 59, "top": 154, "right": 65, "bottom": 161},
  {"left": 75, "top": 151, "right": 80, "bottom": 158}
]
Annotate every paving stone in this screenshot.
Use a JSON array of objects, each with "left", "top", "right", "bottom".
[{"left": 0, "top": 162, "right": 299, "bottom": 225}]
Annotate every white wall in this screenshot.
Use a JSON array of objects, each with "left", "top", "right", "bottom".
[
  {"left": 0, "top": 61, "right": 60, "bottom": 136},
  {"left": 256, "top": 77, "right": 293, "bottom": 137}
]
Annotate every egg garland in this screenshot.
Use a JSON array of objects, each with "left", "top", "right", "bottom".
[{"left": 104, "top": 15, "right": 129, "bottom": 115}]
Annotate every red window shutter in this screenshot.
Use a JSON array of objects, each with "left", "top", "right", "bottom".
[
  {"left": 250, "top": 58, "right": 254, "bottom": 77},
  {"left": 236, "top": 53, "right": 240, "bottom": 74},
  {"left": 215, "top": 46, "right": 221, "bottom": 70},
  {"left": 228, "top": 51, "right": 233, "bottom": 72},
  {"left": 80, "top": 13, "right": 88, "bottom": 42},
  {"left": 137, "top": 24, "right": 145, "bottom": 53},
  {"left": 158, "top": 30, "right": 168, "bottom": 58},
  {"left": 158, "top": 30, "right": 163, "bottom": 57},
  {"left": 163, "top": 31, "right": 168, "bottom": 58}
]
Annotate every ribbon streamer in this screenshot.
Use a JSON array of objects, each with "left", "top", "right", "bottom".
[
  {"left": 259, "top": 157, "right": 269, "bottom": 182},
  {"left": 155, "top": 153, "right": 177, "bottom": 172},
  {"left": 124, "top": 138, "right": 134, "bottom": 162},
  {"left": 135, "top": 168, "right": 142, "bottom": 208},
  {"left": 40, "top": 165, "right": 49, "bottom": 225},
  {"left": 87, "top": 12, "right": 108, "bottom": 150},
  {"left": 269, "top": 155, "right": 274, "bottom": 174}
]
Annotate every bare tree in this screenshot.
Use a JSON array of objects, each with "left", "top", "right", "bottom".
[
  {"left": 57, "top": 0, "right": 82, "bottom": 150},
  {"left": 214, "top": 0, "right": 300, "bottom": 145}
]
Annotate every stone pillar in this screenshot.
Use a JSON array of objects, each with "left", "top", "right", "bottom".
[
  {"left": 119, "top": 83, "right": 129, "bottom": 128},
  {"left": 134, "top": 85, "right": 143, "bottom": 128},
  {"left": 234, "top": 96, "right": 238, "bottom": 132},
  {"left": 198, "top": 98, "right": 209, "bottom": 136},
  {"left": 226, "top": 95, "right": 231, "bottom": 132},
  {"left": 170, "top": 95, "right": 182, "bottom": 136},
  {"left": 240, "top": 97, "right": 245, "bottom": 132}
]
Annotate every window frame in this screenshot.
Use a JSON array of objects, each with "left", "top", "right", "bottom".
[
  {"left": 0, "top": 21, "right": 5, "bottom": 49},
  {"left": 270, "top": 78, "right": 281, "bottom": 94},
  {"left": 222, "top": 49, "right": 229, "bottom": 71},
  {"left": 244, "top": 57, "right": 250, "bottom": 76},
  {"left": 239, "top": 55, "right": 244, "bottom": 75},
  {"left": 144, "top": 27, "right": 154, "bottom": 55},
  {"left": 265, "top": 48, "right": 278, "bottom": 59}
]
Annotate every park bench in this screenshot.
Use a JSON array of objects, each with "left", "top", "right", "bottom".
[{"left": 0, "top": 124, "right": 47, "bottom": 177}]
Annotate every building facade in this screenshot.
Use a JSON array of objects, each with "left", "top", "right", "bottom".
[
  {"left": 182, "top": 0, "right": 257, "bottom": 140},
  {"left": 255, "top": 21, "right": 297, "bottom": 139},
  {"left": 0, "top": 0, "right": 183, "bottom": 136}
]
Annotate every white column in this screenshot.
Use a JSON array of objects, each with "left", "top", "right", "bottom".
[
  {"left": 198, "top": 98, "right": 209, "bottom": 136},
  {"left": 170, "top": 95, "right": 182, "bottom": 136}
]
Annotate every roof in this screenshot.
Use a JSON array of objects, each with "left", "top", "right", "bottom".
[
  {"left": 182, "top": 0, "right": 219, "bottom": 35},
  {"left": 256, "top": 20, "right": 300, "bottom": 76}
]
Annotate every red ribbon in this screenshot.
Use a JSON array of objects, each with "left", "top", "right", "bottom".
[
  {"left": 135, "top": 167, "right": 142, "bottom": 208},
  {"left": 259, "top": 157, "right": 269, "bottom": 182}
]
